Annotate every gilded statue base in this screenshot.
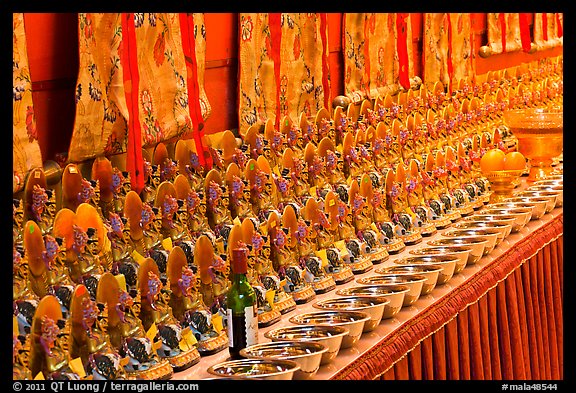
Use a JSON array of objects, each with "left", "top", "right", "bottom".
[
  {"left": 366, "top": 247, "right": 389, "bottom": 264},
  {"left": 456, "top": 204, "right": 475, "bottom": 217},
  {"left": 290, "top": 285, "right": 316, "bottom": 305},
  {"left": 258, "top": 309, "right": 282, "bottom": 328},
  {"left": 386, "top": 238, "right": 406, "bottom": 254},
  {"left": 165, "top": 346, "right": 201, "bottom": 372},
  {"left": 197, "top": 331, "right": 228, "bottom": 356},
  {"left": 311, "top": 275, "right": 337, "bottom": 295},
  {"left": 470, "top": 198, "right": 485, "bottom": 210},
  {"left": 431, "top": 216, "right": 452, "bottom": 229},
  {"left": 443, "top": 210, "right": 462, "bottom": 222},
  {"left": 275, "top": 295, "right": 298, "bottom": 314},
  {"left": 399, "top": 230, "right": 422, "bottom": 246},
  {"left": 349, "top": 257, "right": 374, "bottom": 274},
  {"left": 124, "top": 358, "right": 173, "bottom": 380},
  {"left": 331, "top": 266, "right": 355, "bottom": 285},
  {"left": 419, "top": 222, "right": 437, "bottom": 237}
]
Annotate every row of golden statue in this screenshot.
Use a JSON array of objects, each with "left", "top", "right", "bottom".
[{"left": 12, "top": 56, "right": 562, "bottom": 380}]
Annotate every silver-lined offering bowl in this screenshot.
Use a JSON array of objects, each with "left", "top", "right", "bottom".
[
  {"left": 374, "top": 264, "right": 442, "bottom": 295},
  {"left": 356, "top": 274, "right": 426, "bottom": 307},
  {"left": 240, "top": 341, "right": 328, "bottom": 380},
  {"left": 311, "top": 296, "right": 389, "bottom": 332},
  {"left": 289, "top": 310, "right": 370, "bottom": 348},
  {"left": 335, "top": 285, "right": 409, "bottom": 319},
  {"left": 207, "top": 358, "right": 300, "bottom": 380},
  {"left": 264, "top": 325, "right": 348, "bottom": 365}
]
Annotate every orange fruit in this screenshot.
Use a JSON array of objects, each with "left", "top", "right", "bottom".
[
  {"left": 480, "top": 148, "right": 506, "bottom": 172},
  {"left": 503, "top": 151, "right": 526, "bottom": 170}
]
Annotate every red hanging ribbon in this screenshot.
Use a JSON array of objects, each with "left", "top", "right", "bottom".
[
  {"left": 396, "top": 13, "right": 410, "bottom": 90},
  {"left": 179, "top": 13, "right": 211, "bottom": 169},
  {"left": 320, "top": 13, "right": 331, "bottom": 110},
  {"left": 363, "top": 14, "right": 371, "bottom": 97},
  {"left": 519, "top": 13, "right": 532, "bottom": 52},
  {"left": 556, "top": 13, "right": 563, "bottom": 37},
  {"left": 269, "top": 13, "right": 282, "bottom": 130},
  {"left": 446, "top": 14, "right": 454, "bottom": 94},
  {"left": 499, "top": 13, "right": 507, "bottom": 53},
  {"left": 542, "top": 13, "right": 548, "bottom": 41},
  {"left": 119, "top": 13, "right": 144, "bottom": 195}
]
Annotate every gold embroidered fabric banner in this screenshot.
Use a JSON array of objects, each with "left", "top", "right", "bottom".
[
  {"left": 423, "top": 13, "right": 474, "bottom": 90},
  {"left": 69, "top": 13, "right": 210, "bottom": 163},
  {"left": 533, "top": 13, "right": 563, "bottom": 50},
  {"left": 486, "top": 13, "right": 523, "bottom": 55},
  {"left": 343, "top": 13, "right": 414, "bottom": 103},
  {"left": 13, "top": 13, "right": 43, "bottom": 193},
  {"left": 238, "top": 13, "right": 330, "bottom": 135}
]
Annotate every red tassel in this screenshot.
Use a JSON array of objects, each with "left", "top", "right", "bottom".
[
  {"left": 542, "top": 13, "right": 548, "bottom": 41},
  {"left": 179, "top": 13, "right": 211, "bottom": 169},
  {"left": 269, "top": 13, "right": 282, "bottom": 130},
  {"left": 499, "top": 13, "right": 507, "bottom": 53},
  {"left": 519, "top": 13, "right": 532, "bottom": 52},
  {"left": 320, "top": 13, "right": 331, "bottom": 110},
  {"left": 364, "top": 14, "right": 371, "bottom": 97},
  {"left": 446, "top": 14, "right": 454, "bottom": 95},
  {"left": 119, "top": 13, "right": 144, "bottom": 195},
  {"left": 396, "top": 13, "right": 410, "bottom": 90},
  {"left": 556, "top": 13, "right": 563, "bottom": 37}
]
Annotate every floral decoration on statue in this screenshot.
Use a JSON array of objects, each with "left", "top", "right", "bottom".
[
  {"left": 81, "top": 296, "right": 98, "bottom": 338},
  {"left": 177, "top": 267, "right": 196, "bottom": 298},
  {"left": 146, "top": 271, "right": 162, "bottom": 311},
  {"left": 206, "top": 181, "right": 223, "bottom": 209},
  {"left": 71, "top": 224, "right": 88, "bottom": 255},
  {"left": 32, "top": 184, "right": 48, "bottom": 222},
  {"left": 78, "top": 179, "right": 96, "bottom": 204},
  {"left": 42, "top": 235, "right": 59, "bottom": 271},
  {"left": 162, "top": 195, "right": 178, "bottom": 229},
  {"left": 140, "top": 203, "right": 155, "bottom": 231},
  {"left": 39, "top": 315, "right": 60, "bottom": 357},
  {"left": 432, "top": 167, "right": 448, "bottom": 179}
]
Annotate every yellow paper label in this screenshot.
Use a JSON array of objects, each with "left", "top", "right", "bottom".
[
  {"left": 13, "top": 316, "right": 18, "bottom": 336},
  {"left": 273, "top": 166, "right": 281, "bottom": 176},
  {"left": 69, "top": 166, "right": 78, "bottom": 174},
  {"left": 34, "top": 372, "right": 45, "bottom": 380},
  {"left": 34, "top": 170, "right": 41, "bottom": 178},
  {"left": 179, "top": 327, "right": 198, "bottom": 352},
  {"left": 69, "top": 357, "right": 87, "bottom": 378},
  {"left": 233, "top": 216, "right": 241, "bottom": 226},
  {"left": 347, "top": 176, "right": 352, "bottom": 185},
  {"left": 270, "top": 220, "right": 276, "bottom": 228},
  {"left": 315, "top": 249, "right": 328, "bottom": 267},
  {"left": 115, "top": 274, "right": 127, "bottom": 292},
  {"left": 371, "top": 223, "right": 379, "bottom": 232},
  {"left": 405, "top": 207, "right": 417, "bottom": 219},
  {"left": 212, "top": 314, "right": 224, "bottom": 333},
  {"left": 265, "top": 289, "right": 276, "bottom": 307},
  {"left": 152, "top": 339, "right": 163, "bottom": 351},
  {"left": 309, "top": 186, "right": 316, "bottom": 196},
  {"left": 162, "top": 237, "right": 173, "bottom": 252},
  {"left": 259, "top": 223, "right": 268, "bottom": 236},
  {"left": 337, "top": 145, "right": 344, "bottom": 153},
  {"left": 335, "top": 240, "right": 346, "bottom": 251},
  {"left": 279, "top": 278, "right": 287, "bottom": 288},
  {"left": 328, "top": 198, "right": 335, "bottom": 206},
  {"left": 131, "top": 250, "right": 145, "bottom": 265},
  {"left": 146, "top": 323, "right": 158, "bottom": 341}
]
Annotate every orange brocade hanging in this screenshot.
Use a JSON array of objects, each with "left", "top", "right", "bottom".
[
  {"left": 69, "top": 13, "right": 211, "bottom": 183},
  {"left": 13, "top": 13, "right": 43, "bottom": 193}
]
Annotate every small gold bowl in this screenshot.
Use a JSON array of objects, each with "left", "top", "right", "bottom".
[
  {"left": 207, "top": 358, "right": 300, "bottom": 380},
  {"left": 356, "top": 274, "right": 426, "bottom": 307},
  {"left": 311, "top": 296, "right": 389, "bottom": 333},
  {"left": 427, "top": 236, "right": 488, "bottom": 265},
  {"left": 517, "top": 190, "right": 558, "bottom": 212},
  {"left": 335, "top": 285, "right": 409, "bottom": 319},
  {"left": 452, "top": 220, "right": 512, "bottom": 243},
  {"left": 289, "top": 310, "right": 371, "bottom": 348},
  {"left": 374, "top": 265, "right": 442, "bottom": 295},
  {"left": 527, "top": 184, "right": 563, "bottom": 207},
  {"left": 264, "top": 325, "right": 348, "bottom": 365},
  {"left": 408, "top": 246, "right": 471, "bottom": 275},
  {"left": 484, "top": 207, "right": 532, "bottom": 230},
  {"left": 393, "top": 254, "right": 459, "bottom": 285},
  {"left": 240, "top": 341, "right": 328, "bottom": 380},
  {"left": 464, "top": 214, "right": 519, "bottom": 232},
  {"left": 504, "top": 196, "right": 549, "bottom": 219},
  {"left": 490, "top": 202, "right": 536, "bottom": 221},
  {"left": 482, "top": 170, "right": 524, "bottom": 203},
  {"left": 443, "top": 228, "right": 499, "bottom": 255}
]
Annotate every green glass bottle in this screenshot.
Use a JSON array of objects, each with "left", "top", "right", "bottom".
[{"left": 226, "top": 245, "right": 258, "bottom": 359}]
